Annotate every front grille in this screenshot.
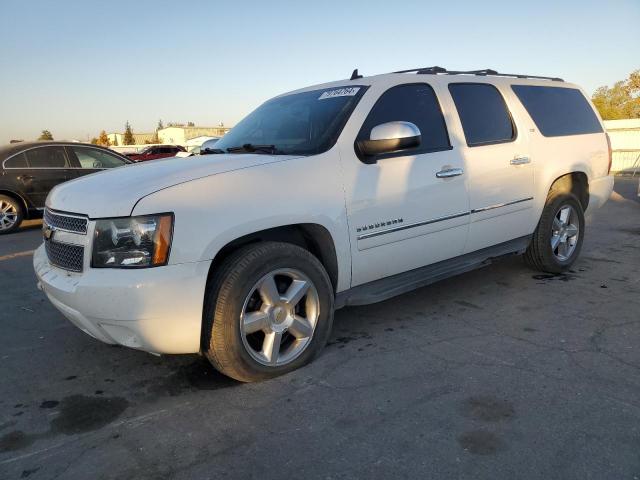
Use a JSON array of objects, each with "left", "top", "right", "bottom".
[
  {"left": 45, "top": 240, "right": 84, "bottom": 272},
  {"left": 44, "top": 209, "right": 88, "bottom": 234}
]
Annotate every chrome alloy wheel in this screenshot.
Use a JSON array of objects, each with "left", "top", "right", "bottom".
[
  {"left": 0, "top": 200, "right": 18, "bottom": 231},
  {"left": 551, "top": 204, "right": 580, "bottom": 261},
  {"left": 240, "top": 268, "right": 320, "bottom": 367}
]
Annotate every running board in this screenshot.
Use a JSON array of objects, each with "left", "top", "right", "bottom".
[{"left": 335, "top": 235, "right": 531, "bottom": 308}]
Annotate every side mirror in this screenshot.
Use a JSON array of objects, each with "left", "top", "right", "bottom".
[{"left": 357, "top": 121, "right": 421, "bottom": 163}]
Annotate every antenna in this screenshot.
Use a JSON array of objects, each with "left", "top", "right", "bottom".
[{"left": 350, "top": 69, "right": 363, "bottom": 80}]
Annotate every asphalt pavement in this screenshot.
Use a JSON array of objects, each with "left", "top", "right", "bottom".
[{"left": 1, "top": 178, "right": 639, "bottom": 480}]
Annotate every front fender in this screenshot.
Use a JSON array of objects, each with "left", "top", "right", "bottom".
[{"left": 132, "top": 151, "right": 352, "bottom": 292}]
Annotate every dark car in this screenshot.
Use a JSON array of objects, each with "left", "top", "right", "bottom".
[
  {"left": 125, "top": 145, "right": 186, "bottom": 162},
  {"left": 0, "top": 141, "right": 131, "bottom": 234}
]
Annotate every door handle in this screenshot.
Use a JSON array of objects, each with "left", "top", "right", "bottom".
[
  {"left": 18, "top": 174, "right": 35, "bottom": 181},
  {"left": 510, "top": 156, "right": 530, "bottom": 165},
  {"left": 436, "top": 168, "right": 464, "bottom": 178}
]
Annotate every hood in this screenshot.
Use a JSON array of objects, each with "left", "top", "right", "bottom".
[{"left": 47, "top": 153, "right": 301, "bottom": 218}]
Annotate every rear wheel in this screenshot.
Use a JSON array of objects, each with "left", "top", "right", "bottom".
[
  {"left": 202, "top": 242, "right": 334, "bottom": 382},
  {"left": 525, "top": 193, "right": 585, "bottom": 273},
  {"left": 0, "top": 195, "right": 24, "bottom": 234}
]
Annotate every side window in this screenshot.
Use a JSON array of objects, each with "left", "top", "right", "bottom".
[
  {"left": 511, "top": 85, "right": 602, "bottom": 137},
  {"left": 25, "top": 146, "right": 68, "bottom": 168},
  {"left": 357, "top": 83, "right": 451, "bottom": 160},
  {"left": 4, "top": 152, "right": 28, "bottom": 168},
  {"left": 449, "top": 83, "right": 515, "bottom": 146},
  {"left": 69, "top": 146, "right": 127, "bottom": 169}
]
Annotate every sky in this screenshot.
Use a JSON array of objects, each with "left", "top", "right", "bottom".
[{"left": 0, "top": 0, "right": 638, "bottom": 143}]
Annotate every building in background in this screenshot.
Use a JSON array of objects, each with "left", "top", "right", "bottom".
[
  {"left": 605, "top": 119, "right": 640, "bottom": 173},
  {"left": 107, "top": 125, "right": 230, "bottom": 148},
  {"left": 106, "top": 132, "right": 155, "bottom": 146},
  {"left": 158, "top": 126, "right": 230, "bottom": 145}
]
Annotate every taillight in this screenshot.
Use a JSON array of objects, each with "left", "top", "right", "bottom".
[{"left": 605, "top": 133, "right": 613, "bottom": 174}]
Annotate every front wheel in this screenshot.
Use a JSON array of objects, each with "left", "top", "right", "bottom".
[
  {"left": 202, "top": 242, "right": 334, "bottom": 382},
  {"left": 524, "top": 193, "right": 585, "bottom": 273},
  {"left": 0, "top": 195, "right": 24, "bottom": 234}
]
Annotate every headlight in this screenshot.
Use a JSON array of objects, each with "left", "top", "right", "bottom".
[{"left": 92, "top": 213, "right": 173, "bottom": 268}]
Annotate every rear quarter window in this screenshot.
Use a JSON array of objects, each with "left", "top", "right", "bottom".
[
  {"left": 511, "top": 85, "right": 603, "bottom": 137},
  {"left": 3, "top": 152, "right": 28, "bottom": 168}
]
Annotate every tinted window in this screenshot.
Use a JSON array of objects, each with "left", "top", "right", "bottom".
[
  {"left": 449, "top": 84, "right": 515, "bottom": 146},
  {"left": 25, "top": 147, "right": 67, "bottom": 168},
  {"left": 69, "top": 146, "right": 127, "bottom": 169},
  {"left": 4, "top": 152, "right": 28, "bottom": 168},
  {"left": 357, "top": 83, "right": 450, "bottom": 159},
  {"left": 215, "top": 86, "right": 367, "bottom": 156},
  {"left": 512, "top": 85, "right": 602, "bottom": 137}
]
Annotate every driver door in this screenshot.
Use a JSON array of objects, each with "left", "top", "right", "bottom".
[{"left": 339, "top": 83, "right": 470, "bottom": 286}]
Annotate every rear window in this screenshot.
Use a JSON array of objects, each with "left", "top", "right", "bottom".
[
  {"left": 511, "top": 85, "right": 602, "bottom": 137},
  {"left": 449, "top": 83, "right": 515, "bottom": 146},
  {"left": 25, "top": 147, "right": 67, "bottom": 168}
]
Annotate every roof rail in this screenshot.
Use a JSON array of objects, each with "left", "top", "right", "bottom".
[{"left": 390, "top": 66, "right": 563, "bottom": 82}]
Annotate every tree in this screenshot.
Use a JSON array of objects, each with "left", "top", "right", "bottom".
[
  {"left": 187, "top": 121, "right": 195, "bottom": 127},
  {"left": 97, "top": 130, "right": 110, "bottom": 147},
  {"left": 592, "top": 70, "right": 640, "bottom": 120},
  {"left": 38, "top": 130, "right": 53, "bottom": 140},
  {"left": 151, "top": 119, "right": 164, "bottom": 144},
  {"left": 123, "top": 121, "right": 135, "bottom": 145},
  {"left": 90, "top": 137, "right": 99, "bottom": 145}
]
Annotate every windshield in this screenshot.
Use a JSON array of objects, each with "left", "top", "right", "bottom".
[{"left": 215, "top": 86, "right": 367, "bottom": 156}]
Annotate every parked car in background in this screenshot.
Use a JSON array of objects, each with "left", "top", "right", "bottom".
[
  {"left": 126, "top": 145, "right": 186, "bottom": 162},
  {"left": 35, "top": 67, "right": 613, "bottom": 381},
  {"left": 0, "top": 141, "right": 131, "bottom": 233}
]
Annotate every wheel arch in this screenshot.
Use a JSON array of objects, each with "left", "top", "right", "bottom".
[
  {"left": 0, "top": 189, "right": 30, "bottom": 218},
  {"left": 205, "top": 223, "right": 340, "bottom": 294},
  {"left": 547, "top": 171, "right": 589, "bottom": 211}
]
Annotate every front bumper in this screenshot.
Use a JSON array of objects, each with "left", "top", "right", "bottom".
[
  {"left": 588, "top": 175, "right": 614, "bottom": 211},
  {"left": 34, "top": 245, "right": 210, "bottom": 354}
]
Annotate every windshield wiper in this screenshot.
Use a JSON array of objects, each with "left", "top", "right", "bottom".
[
  {"left": 201, "top": 148, "right": 225, "bottom": 155},
  {"left": 226, "top": 144, "right": 284, "bottom": 154}
]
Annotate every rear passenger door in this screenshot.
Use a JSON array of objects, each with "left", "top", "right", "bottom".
[
  {"left": 17, "top": 146, "right": 74, "bottom": 209},
  {"left": 447, "top": 82, "right": 534, "bottom": 253}
]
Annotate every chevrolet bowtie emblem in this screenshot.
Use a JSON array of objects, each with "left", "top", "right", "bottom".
[{"left": 43, "top": 224, "right": 56, "bottom": 241}]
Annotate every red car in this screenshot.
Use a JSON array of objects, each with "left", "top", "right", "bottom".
[{"left": 126, "top": 145, "right": 186, "bottom": 162}]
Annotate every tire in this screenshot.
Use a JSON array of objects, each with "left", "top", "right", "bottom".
[
  {"left": 524, "top": 192, "right": 585, "bottom": 273},
  {"left": 0, "top": 194, "right": 24, "bottom": 235},
  {"left": 202, "top": 242, "right": 335, "bottom": 382}
]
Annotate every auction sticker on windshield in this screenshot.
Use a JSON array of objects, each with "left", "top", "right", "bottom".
[{"left": 318, "top": 87, "right": 360, "bottom": 100}]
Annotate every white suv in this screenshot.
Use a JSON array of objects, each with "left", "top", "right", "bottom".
[{"left": 34, "top": 67, "right": 614, "bottom": 381}]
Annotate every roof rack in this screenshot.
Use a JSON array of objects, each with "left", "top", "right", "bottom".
[{"left": 390, "top": 66, "right": 564, "bottom": 82}]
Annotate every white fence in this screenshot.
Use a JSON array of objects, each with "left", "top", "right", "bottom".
[{"left": 605, "top": 119, "right": 640, "bottom": 173}]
